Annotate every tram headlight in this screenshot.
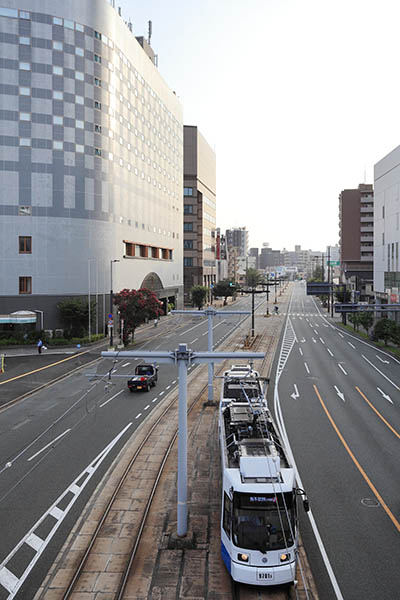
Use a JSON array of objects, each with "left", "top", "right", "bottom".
[
  {"left": 237, "top": 553, "right": 249, "bottom": 563},
  {"left": 280, "top": 553, "right": 290, "bottom": 562}
]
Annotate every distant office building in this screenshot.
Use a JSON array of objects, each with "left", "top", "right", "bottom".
[
  {"left": 282, "top": 246, "right": 310, "bottom": 275},
  {"left": 249, "top": 247, "right": 259, "bottom": 269},
  {"left": 216, "top": 228, "right": 228, "bottom": 282},
  {"left": 374, "top": 148, "right": 400, "bottom": 304},
  {"left": 0, "top": 0, "right": 184, "bottom": 330},
  {"left": 339, "top": 183, "right": 374, "bottom": 301},
  {"left": 259, "top": 246, "right": 282, "bottom": 270},
  {"left": 226, "top": 227, "right": 249, "bottom": 257},
  {"left": 183, "top": 125, "right": 216, "bottom": 302}
]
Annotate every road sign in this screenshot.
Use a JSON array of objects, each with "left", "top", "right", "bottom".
[
  {"left": 306, "top": 282, "right": 332, "bottom": 295},
  {"left": 108, "top": 313, "right": 113, "bottom": 319},
  {"left": 108, "top": 320, "right": 114, "bottom": 327},
  {"left": 328, "top": 260, "right": 340, "bottom": 266}
]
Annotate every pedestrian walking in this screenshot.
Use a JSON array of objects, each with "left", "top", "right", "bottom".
[
  {"left": 274, "top": 305, "right": 279, "bottom": 315},
  {"left": 154, "top": 318, "right": 158, "bottom": 327},
  {"left": 37, "top": 339, "right": 43, "bottom": 354}
]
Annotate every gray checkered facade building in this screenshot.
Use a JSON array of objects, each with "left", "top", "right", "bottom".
[{"left": 0, "top": 0, "right": 183, "bottom": 329}]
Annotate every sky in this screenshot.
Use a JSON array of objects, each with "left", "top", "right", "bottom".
[{"left": 116, "top": 0, "right": 400, "bottom": 251}]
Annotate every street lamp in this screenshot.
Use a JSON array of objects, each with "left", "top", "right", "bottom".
[{"left": 110, "top": 259, "right": 119, "bottom": 347}]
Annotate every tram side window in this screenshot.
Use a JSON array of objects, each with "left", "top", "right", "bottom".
[{"left": 223, "top": 493, "right": 232, "bottom": 538}]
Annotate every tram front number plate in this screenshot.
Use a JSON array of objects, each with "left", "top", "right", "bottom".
[{"left": 258, "top": 571, "right": 274, "bottom": 581}]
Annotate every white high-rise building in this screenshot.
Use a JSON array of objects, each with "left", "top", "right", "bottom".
[{"left": 0, "top": 0, "right": 183, "bottom": 329}]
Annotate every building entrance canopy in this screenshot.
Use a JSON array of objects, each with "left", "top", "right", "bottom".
[{"left": 0, "top": 311, "right": 37, "bottom": 324}]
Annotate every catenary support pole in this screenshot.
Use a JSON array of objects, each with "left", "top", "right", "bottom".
[
  {"left": 207, "top": 313, "right": 213, "bottom": 401},
  {"left": 177, "top": 345, "right": 188, "bottom": 536}
]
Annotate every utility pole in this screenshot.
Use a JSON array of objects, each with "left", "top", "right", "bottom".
[
  {"left": 240, "top": 288, "right": 266, "bottom": 337},
  {"left": 102, "top": 344, "right": 264, "bottom": 537},
  {"left": 172, "top": 308, "right": 250, "bottom": 402}
]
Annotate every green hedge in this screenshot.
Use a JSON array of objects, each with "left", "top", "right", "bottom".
[{"left": 0, "top": 333, "right": 106, "bottom": 348}]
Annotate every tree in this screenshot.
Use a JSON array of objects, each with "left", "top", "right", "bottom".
[
  {"left": 373, "top": 318, "right": 397, "bottom": 346},
  {"left": 57, "top": 297, "right": 95, "bottom": 338},
  {"left": 335, "top": 287, "right": 351, "bottom": 303},
  {"left": 114, "top": 288, "right": 163, "bottom": 344},
  {"left": 310, "top": 265, "right": 324, "bottom": 282},
  {"left": 358, "top": 311, "right": 374, "bottom": 335},
  {"left": 191, "top": 285, "right": 209, "bottom": 310},
  {"left": 348, "top": 312, "right": 361, "bottom": 331},
  {"left": 245, "top": 268, "right": 263, "bottom": 289},
  {"left": 212, "top": 279, "right": 237, "bottom": 305}
]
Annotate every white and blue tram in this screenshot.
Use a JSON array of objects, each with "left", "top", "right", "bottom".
[{"left": 219, "top": 365, "right": 308, "bottom": 586}]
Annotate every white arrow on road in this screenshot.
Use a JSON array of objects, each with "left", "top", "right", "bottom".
[
  {"left": 301, "top": 338, "right": 306, "bottom": 343},
  {"left": 291, "top": 384, "right": 300, "bottom": 400},
  {"left": 377, "top": 387, "right": 393, "bottom": 404},
  {"left": 334, "top": 386, "right": 345, "bottom": 402},
  {"left": 376, "top": 355, "right": 389, "bottom": 364}
]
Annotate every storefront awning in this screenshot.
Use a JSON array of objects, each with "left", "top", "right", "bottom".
[{"left": 0, "top": 311, "right": 37, "bottom": 324}]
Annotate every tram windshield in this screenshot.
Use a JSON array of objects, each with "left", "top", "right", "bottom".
[
  {"left": 223, "top": 382, "right": 260, "bottom": 400},
  {"left": 232, "top": 492, "right": 295, "bottom": 551}
]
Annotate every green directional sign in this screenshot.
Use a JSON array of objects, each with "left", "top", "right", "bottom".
[{"left": 328, "top": 260, "right": 340, "bottom": 266}]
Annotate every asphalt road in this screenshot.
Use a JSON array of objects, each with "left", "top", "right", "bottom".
[
  {"left": 0, "top": 294, "right": 267, "bottom": 599},
  {"left": 269, "top": 282, "right": 400, "bottom": 600}
]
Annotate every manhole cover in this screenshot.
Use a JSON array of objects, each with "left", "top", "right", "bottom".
[{"left": 361, "top": 497, "right": 380, "bottom": 507}]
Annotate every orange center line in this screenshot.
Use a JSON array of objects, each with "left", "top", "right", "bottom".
[
  {"left": 355, "top": 386, "right": 400, "bottom": 440},
  {"left": 0, "top": 350, "right": 90, "bottom": 386},
  {"left": 313, "top": 384, "right": 400, "bottom": 534}
]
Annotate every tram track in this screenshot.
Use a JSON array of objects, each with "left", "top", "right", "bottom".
[{"left": 60, "top": 312, "right": 278, "bottom": 599}]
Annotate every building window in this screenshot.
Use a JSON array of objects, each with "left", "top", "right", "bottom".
[
  {"left": 19, "top": 87, "right": 30, "bottom": 96},
  {"left": 94, "top": 77, "right": 102, "bottom": 87},
  {"left": 184, "top": 204, "right": 193, "bottom": 214},
  {"left": 19, "top": 10, "right": 30, "bottom": 19},
  {"left": 94, "top": 147, "right": 102, "bottom": 156},
  {"left": 94, "top": 101, "right": 102, "bottom": 110},
  {"left": 184, "top": 239, "right": 193, "bottom": 249},
  {"left": 19, "top": 36, "right": 30, "bottom": 45},
  {"left": 184, "top": 187, "right": 193, "bottom": 196},
  {"left": 19, "top": 236, "right": 32, "bottom": 253},
  {"left": 94, "top": 54, "right": 102, "bottom": 63},
  {"left": 19, "top": 62, "right": 30, "bottom": 71},
  {"left": 94, "top": 124, "right": 102, "bottom": 133},
  {"left": 76, "top": 47, "right": 84, "bottom": 56},
  {"left": 184, "top": 257, "right": 193, "bottom": 267},
  {"left": 53, "top": 66, "right": 63, "bottom": 75},
  {"left": 75, "top": 71, "right": 84, "bottom": 81},
  {"left": 19, "top": 276, "right": 32, "bottom": 294},
  {"left": 19, "top": 112, "right": 30, "bottom": 121},
  {"left": 125, "top": 242, "right": 134, "bottom": 256},
  {"left": 94, "top": 30, "right": 102, "bottom": 40},
  {"left": 184, "top": 222, "right": 193, "bottom": 232}
]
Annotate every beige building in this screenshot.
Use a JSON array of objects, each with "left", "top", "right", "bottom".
[{"left": 183, "top": 126, "right": 216, "bottom": 302}]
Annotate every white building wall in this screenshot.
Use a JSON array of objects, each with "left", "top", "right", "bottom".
[{"left": 374, "top": 145, "right": 400, "bottom": 295}]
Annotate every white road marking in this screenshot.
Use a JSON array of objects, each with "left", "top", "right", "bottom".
[
  {"left": 121, "top": 362, "right": 130, "bottom": 368},
  {"left": 135, "top": 413, "right": 142, "bottom": 419},
  {"left": 100, "top": 389, "right": 124, "bottom": 408},
  {"left": 334, "top": 386, "right": 345, "bottom": 402},
  {"left": 362, "top": 355, "right": 400, "bottom": 391},
  {"left": 338, "top": 363, "right": 347, "bottom": 375},
  {"left": 144, "top": 405, "right": 150, "bottom": 410},
  {"left": 348, "top": 342, "right": 355, "bottom": 349},
  {"left": 160, "top": 391, "right": 165, "bottom": 395},
  {"left": 12, "top": 419, "right": 30, "bottom": 430},
  {"left": 152, "top": 398, "right": 158, "bottom": 403},
  {"left": 202, "top": 331, "right": 208, "bottom": 336},
  {"left": 291, "top": 384, "right": 300, "bottom": 400},
  {"left": 299, "top": 348, "right": 303, "bottom": 356},
  {"left": 172, "top": 380, "right": 177, "bottom": 384},
  {"left": 304, "top": 362, "right": 310, "bottom": 374},
  {"left": 327, "top": 349, "right": 334, "bottom": 357},
  {"left": 0, "top": 423, "right": 132, "bottom": 600},
  {"left": 377, "top": 387, "right": 393, "bottom": 404},
  {"left": 191, "top": 338, "right": 199, "bottom": 343},
  {"left": 180, "top": 320, "right": 205, "bottom": 335},
  {"left": 376, "top": 355, "right": 389, "bottom": 364},
  {"left": 27, "top": 429, "right": 71, "bottom": 462},
  {"left": 112, "top": 369, "right": 117, "bottom": 373},
  {"left": 166, "top": 385, "right": 171, "bottom": 390},
  {"left": 314, "top": 329, "right": 318, "bottom": 335},
  {"left": 312, "top": 337, "right": 317, "bottom": 343},
  {"left": 338, "top": 332, "right": 344, "bottom": 338},
  {"left": 319, "top": 337, "right": 325, "bottom": 344},
  {"left": 42, "top": 404, "right": 57, "bottom": 412}
]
